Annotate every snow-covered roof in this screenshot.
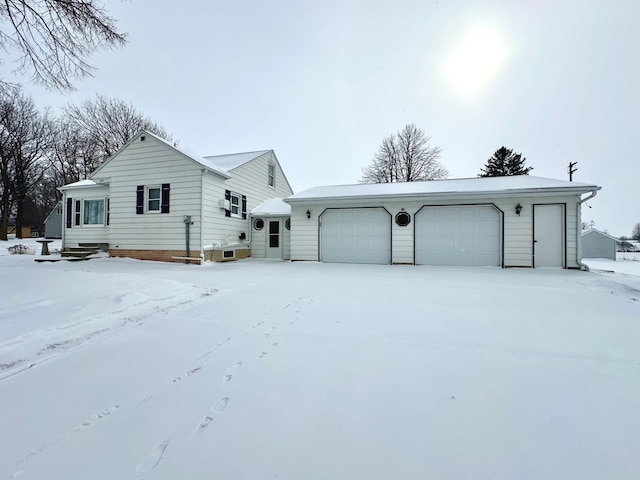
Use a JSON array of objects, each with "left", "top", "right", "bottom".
[
  {"left": 251, "top": 198, "right": 291, "bottom": 216},
  {"left": 581, "top": 229, "right": 619, "bottom": 241},
  {"left": 204, "top": 150, "right": 270, "bottom": 171},
  {"left": 59, "top": 179, "right": 105, "bottom": 190},
  {"left": 143, "top": 131, "right": 231, "bottom": 179},
  {"left": 286, "top": 176, "right": 601, "bottom": 203}
]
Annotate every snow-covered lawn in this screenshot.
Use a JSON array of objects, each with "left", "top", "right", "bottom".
[{"left": 1, "top": 239, "right": 640, "bottom": 479}]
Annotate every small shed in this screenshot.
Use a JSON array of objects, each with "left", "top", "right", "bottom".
[
  {"left": 44, "top": 201, "right": 63, "bottom": 239},
  {"left": 581, "top": 228, "right": 618, "bottom": 260}
]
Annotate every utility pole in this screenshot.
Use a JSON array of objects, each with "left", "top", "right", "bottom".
[{"left": 568, "top": 161, "right": 578, "bottom": 181}]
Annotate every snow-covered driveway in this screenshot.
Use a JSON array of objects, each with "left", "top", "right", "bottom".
[{"left": 1, "top": 251, "right": 639, "bottom": 479}]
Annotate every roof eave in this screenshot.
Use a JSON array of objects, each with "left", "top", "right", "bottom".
[{"left": 285, "top": 185, "right": 601, "bottom": 204}]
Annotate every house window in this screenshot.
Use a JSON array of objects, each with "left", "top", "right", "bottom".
[
  {"left": 147, "top": 187, "right": 161, "bottom": 212},
  {"left": 395, "top": 212, "right": 411, "bottom": 227},
  {"left": 254, "top": 218, "right": 264, "bottom": 230},
  {"left": 83, "top": 199, "right": 105, "bottom": 225},
  {"left": 74, "top": 200, "right": 81, "bottom": 226},
  {"left": 224, "top": 190, "right": 246, "bottom": 219},
  {"left": 268, "top": 163, "right": 275, "bottom": 188},
  {"left": 106, "top": 198, "right": 110, "bottom": 226},
  {"left": 230, "top": 193, "right": 240, "bottom": 216}
]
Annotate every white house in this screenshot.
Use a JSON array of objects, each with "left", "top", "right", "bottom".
[
  {"left": 581, "top": 228, "right": 618, "bottom": 260},
  {"left": 59, "top": 131, "right": 293, "bottom": 263},
  {"left": 284, "top": 176, "right": 601, "bottom": 269}
]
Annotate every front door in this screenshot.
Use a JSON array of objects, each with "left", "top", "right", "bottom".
[
  {"left": 267, "top": 220, "right": 282, "bottom": 259},
  {"left": 533, "top": 204, "right": 564, "bottom": 267}
]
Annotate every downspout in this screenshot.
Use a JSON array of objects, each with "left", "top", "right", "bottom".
[
  {"left": 200, "top": 169, "right": 205, "bottom": 263},
  {"left": 576, "top": 190, "right": 598, "bottom": 271},
  {"left": 60, "top": 189, "right": 66, "bottom": 251}
]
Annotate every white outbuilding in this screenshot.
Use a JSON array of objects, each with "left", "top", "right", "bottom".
[{"left": 284, "top": 176, "right": 601, "bottom": 269}]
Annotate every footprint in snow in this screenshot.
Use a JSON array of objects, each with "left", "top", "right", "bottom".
[
  {"left": 223, "top": 362, "right": 242, "bottom": 386},
  {"left": 136, "top": 437, "right": 171, "bottom": 472},
  {"left": 194, "top": 398, "right": 230, "bottom": 436},
  {"left": 186, "top": 367, "right": 201, "bottom": 376},
  {"left": 258, "top": 343, "right": 278, "bottom": 359},
  {"left": 95, "top": 404, "right": 121, "bottom": 419}
]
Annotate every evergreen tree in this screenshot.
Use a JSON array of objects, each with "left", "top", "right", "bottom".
[{"left": 479, "top": 147, "right": 533, "bottom": 177}]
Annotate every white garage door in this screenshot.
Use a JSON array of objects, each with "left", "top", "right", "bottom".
[
  {"left": 320, "top": 208, "right": 391, "bottom": 264},
  {"left": 415, "top": 205, "right": 501, "bottom": 266}
]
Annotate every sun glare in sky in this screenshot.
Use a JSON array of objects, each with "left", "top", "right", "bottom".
[{"left": 445, "top": 25, "right": 508, "bottom": 97}]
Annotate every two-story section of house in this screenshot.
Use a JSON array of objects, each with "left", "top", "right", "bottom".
[{"left": 59, "top": 131, "right": 293, "bottom": 263}]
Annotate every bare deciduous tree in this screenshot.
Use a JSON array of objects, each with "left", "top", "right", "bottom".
[
  {"left": 632, "top": 222, "right": 640, "bottom": 242},
  {"left": 0, "top": 87, "right": 50, "bottom": 239},
  {"left": 64, "top": 94, "right": 174, "bottom": 160},
  {"left": 0, "top": 0, "right": 127, "bottom": 90},
  {"left": 361, "top": 124, "right": 448, "bottom": 183}
]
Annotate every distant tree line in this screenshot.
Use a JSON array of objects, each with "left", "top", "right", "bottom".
[{"left": 0, "top": 87, "right": 173, "bottom": 240}]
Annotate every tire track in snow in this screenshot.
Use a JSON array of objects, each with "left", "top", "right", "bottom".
[{"left": 0, "top": 287, "right": 219, "bottom": 382}]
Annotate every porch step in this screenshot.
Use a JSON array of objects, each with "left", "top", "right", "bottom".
[
  {"left": 78, "top": 243, "right": 108, "bottom": 252},
  {"left": 61, "top": 250, "right": 97, "bottom": 258}
]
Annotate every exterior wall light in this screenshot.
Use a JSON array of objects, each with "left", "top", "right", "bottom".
[
  {"left": 306, "top": 209, "right": 311, "bottom": 219},
  {"left": 515, "top": 203, "right": 523, "bottom": 216}
]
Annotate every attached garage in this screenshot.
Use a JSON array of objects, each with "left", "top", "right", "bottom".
[
  {"left": 320, "top": 208, "right": 391, "bottom": 264},
  {"left": 415, "top": 205, "right": 502, "bottom": 266}
]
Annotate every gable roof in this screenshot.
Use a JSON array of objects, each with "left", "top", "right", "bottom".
[
  {"left": 89, "top": 130, "right": 232, "bottom": 180},
  {"left": 581, "top": 229, "right": 619, "bottom": 241},
  {"left": 204, "top": 150, "right": 271, "bottom": 171},
  {"left": 286, "top": 175, "right": 601, "bottom": 203}
]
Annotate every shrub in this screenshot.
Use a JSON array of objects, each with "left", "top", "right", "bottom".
[{"left": 8, "top": 244, "right": 35, "bottom": 255}]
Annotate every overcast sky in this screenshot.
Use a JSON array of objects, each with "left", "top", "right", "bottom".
[{"left": 11, "top": 0, "right": 639, "bottom": 236}]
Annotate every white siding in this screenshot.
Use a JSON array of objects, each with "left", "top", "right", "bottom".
[
  {"left": 92, "top": 135, "right": 204, "bottom": 252},
  {"left": 201, "top": 151, "right": 294, "bottom": 249},
  {"left": 62, "top": 185, "right": 110, "bottom": 248},
  {"left": 289, "top": 193, "right": 583, "bottom": 268},
  {"left": 249, "top": 217, "right": 291, "bottom": 260}
]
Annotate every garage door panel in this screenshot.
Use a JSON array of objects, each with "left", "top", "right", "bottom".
[
  {"left": 416, "top": 206, "right": 501, "bottom": 266},
  {"left": 321, "top": 208, "right": 391, "bottom": 264}
]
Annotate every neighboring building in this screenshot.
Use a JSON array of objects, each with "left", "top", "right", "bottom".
[
  {"left": 284, "top": 176, "right": 601, "bottom": 269},
  {"left": 7, "top": 225, "right": 34, "bottom": 238},
  {"left": 43, "top": 201, "right": 63, "bottom": 239},
  {"left": 59, "top": 131, "right": 293, "bottom": 263},
  {"left": 581, "top": 228, "right": 618, "bottom": 260}
]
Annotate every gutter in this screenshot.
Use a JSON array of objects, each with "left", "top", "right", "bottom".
[
  {"left": 576, "top": 189, "right": 600, "bottom": 271},
  {"left": 284, "top": 186, "right": 601, "bottom": 204}
]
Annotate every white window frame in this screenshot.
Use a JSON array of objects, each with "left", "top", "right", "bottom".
[
  {"left": 146, "top": 186, "right": 161, "bottom": 213},
  {"left": 81, "top": 198, "right": 107, "bottom": 227},
  {"left": 268, "top": 163, "right": 275, "bottom": 188},
  {"left": 230, "top": 192, "right": 241, "bottom": 217}
]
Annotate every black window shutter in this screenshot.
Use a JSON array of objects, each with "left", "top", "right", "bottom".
[
  {"left": 242, "top": 195, "right": 247, "bottom": 219},
  {"left": 66, "top": 198, "right": 72, "bottom": 228},
  {"left": 136, "top": 185, "right": 144, "bottom": 214},
  {"left": 224, "top": 189, "right": 231, "bottom": 217},
  {"left": 161, "top": 183, "right": 170, "bottom": 213}
]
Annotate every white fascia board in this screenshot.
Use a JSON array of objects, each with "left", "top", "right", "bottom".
[{"left": 284, "top": 186, "right": 601, "bottom": 204}]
